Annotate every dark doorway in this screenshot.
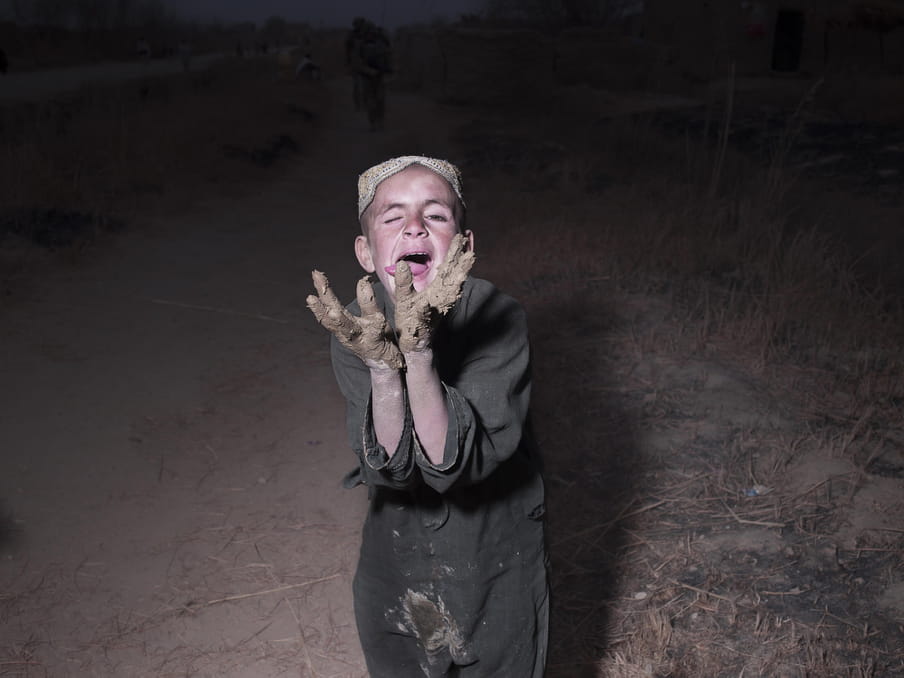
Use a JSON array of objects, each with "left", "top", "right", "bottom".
[{"left": 772, "top": 9, "right": 805, "bottom": 71}]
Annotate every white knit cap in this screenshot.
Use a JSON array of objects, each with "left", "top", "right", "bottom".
[{"left": 357, "top": 155, "right": 465, "bottom": 218}]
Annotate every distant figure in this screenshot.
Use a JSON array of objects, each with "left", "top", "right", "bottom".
[
  {"left": 136, "top": 37, "right": 151, "bottom": 61},
  {"left": 295, "top": 52, "right": 322, "bottom": 80},
  {"left": 0, "top": 48, "right": 7, "bottom": 75},
  {"left": 362, "top": 26, "right": 392, "bottom": 75},
  {"left": 743, "top": 1, "right": 768, "bottom": 38},
  {"left": 351, "top": 23, "right": 392, "bottom": 131},
  {"left": 236, "top": 41, "right": 244, "bottom": 58},
  {"left": 345, "top": 17, "right": 368, "bottom": 111},
  {"left": 278, "top": 48, "right": 294, "bottom": 79},
  {"left": 178, "top": 40, "right": 192, "bottom": 72}
]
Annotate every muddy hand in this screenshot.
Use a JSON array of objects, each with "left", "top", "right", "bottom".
[
  {"left": 394, "top": 233, "right": 475, "bottom": 354},
  {"left": 306, "top": 270, "right": 404, "bottom": 370}
]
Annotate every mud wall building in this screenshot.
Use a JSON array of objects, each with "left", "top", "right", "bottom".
[
  {"left": 642, "top": 0, "right": 904, "bottom": 77},
  {"left": 391, "top": 2, "right": 904, "bottom": 106}
]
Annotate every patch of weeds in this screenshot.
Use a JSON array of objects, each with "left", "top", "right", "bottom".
[
  {"left": 452, "top": 65, "right": 904, "bottom": 673},
  {"left": 221, "top": 134, "right": 299, "bottom": 168},
  {"left": 0, "top": 208, "right": 124, "bottom": 250},
  {"left": 451, "top": 121, "right": 568, "bottom": 192}
]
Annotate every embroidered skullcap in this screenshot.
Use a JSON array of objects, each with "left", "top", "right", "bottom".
[{"left": 357, "top": 155, "right": 465, "bottom": 218}]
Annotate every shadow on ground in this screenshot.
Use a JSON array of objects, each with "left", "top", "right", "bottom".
[
  {"left": 527, "top": 287, "right": 643, "bottom": 677},
  {"left": 0, "top": 501, "right": 22, "bottom": 554}
]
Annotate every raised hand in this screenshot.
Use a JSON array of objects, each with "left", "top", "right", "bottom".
[
  {"left": 306, "top": 270, "right": 404, "bottom": 370},
  {"left": 394, "top": 233, "right": 475, "bottom": 354}
]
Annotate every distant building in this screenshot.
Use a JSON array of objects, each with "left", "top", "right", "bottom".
[{"left": 641, "top": 0, "right": 904, "bottom": 76}]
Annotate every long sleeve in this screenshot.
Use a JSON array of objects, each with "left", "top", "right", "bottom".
[
  {"left": 331, "top": 278, "right": 534, "bottom": 496},
  {"left": 416, "top": 278, "right": 532, "bottom": 493},
  {"left": 331, "top": 332, "right": 420, "bottom": 490}
]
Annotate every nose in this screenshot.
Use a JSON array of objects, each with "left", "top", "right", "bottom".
[{"left": 403, "top": 215, "right": 427, "bottom": 237}]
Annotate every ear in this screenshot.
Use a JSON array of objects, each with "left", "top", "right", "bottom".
[
  {"left": 354, "top": 235, "right": 375, "bottom": 273},
  {"left": 463, "top": 229, "right": 475, "bottom": 254}
]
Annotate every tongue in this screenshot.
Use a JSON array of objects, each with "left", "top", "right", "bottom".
[
  {"left": 385, "top": 261, "right": 429, "bottom": 277},
  {"left": 404, "top": 261, "right": 429, "bottom": 276}
]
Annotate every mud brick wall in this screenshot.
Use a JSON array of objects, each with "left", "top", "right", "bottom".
[
  {"left": 393, "top": 28, "right": 556, "bottom": 104},
  {"left": 553, "top": 28, "right": 672, "bottom": 91},
  {"left": 392, "top": 27, "right": 675, "bottom": 102},
  {"left": 391, "top": 17, "right": 904, "bottom": 106}
]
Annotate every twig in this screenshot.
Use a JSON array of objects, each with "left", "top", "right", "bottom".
[
  {"left": 203, "top": 573, "right": 341, "bottom": 606},
  {"left": 840, "top": 406, "right": 875, "bottom": 457},
  {"left": 237, "top": 619, "right": 275, "bottom": 646},
  {"left": 706, "top": 61, "right": 735, "bottom": 203},
  {"left": 653, "top": 553, "right": 681, "bottom": 574},
  {"left": 149, "top": 298, "right": 290, "bottom": 324},
  {"left": 722, "top": 503, "right": 786, "bottom": 528},
  {"left": 552, "top": 499, "right": 667, "bottom": 547},
  {"left": 759, "top": 588, "right": 808, "bottom": 596},
  {"left": 670, "top": 579, "right": 735, "bottom": 605},
  {"left": 284, "top": 596, "right": 318, "bottom": 678},
  {"left": 820, "top": 608, "right": 881, "bottom": 637},
  {"left": 792, "top": 477, "right": 833, "bottom": 500}
]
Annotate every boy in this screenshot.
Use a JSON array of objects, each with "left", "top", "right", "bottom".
[{"left": 307, "top": 156, "right": 548, "bottom": 677}]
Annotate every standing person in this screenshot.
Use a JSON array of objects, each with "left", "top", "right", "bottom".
[
  {"left": 0, "top": 47, "right": 7, "bottom": 74},
  {"left": 295, "top": 52, "right": 322, "bottom": 80},
  {"left": 345, "top": 17, "right": 367, "bottom": 111},
  {"left": 136, "top": 37, "right": 151, "bottom": 61},
  {"left": 178, "top": 39, "right": 192, "bottom": 72},
  {"left": 352, "top": 23, "right": 392, "bottom": 131},
  {"left": 306, "top": 156, "right": 549, "bottom": 677}
]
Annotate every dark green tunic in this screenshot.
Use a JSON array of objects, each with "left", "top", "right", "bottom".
[{"left": 331, "top": 276, "right": 548, "bottom": 678}]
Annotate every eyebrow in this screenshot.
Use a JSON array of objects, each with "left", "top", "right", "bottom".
[{"left": 378, "top": 198, "right": 451, "bottom": 216}]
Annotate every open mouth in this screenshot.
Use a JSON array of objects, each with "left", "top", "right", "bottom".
[{"left": 385, "top": 252, "right": 431, "bottom": 277}]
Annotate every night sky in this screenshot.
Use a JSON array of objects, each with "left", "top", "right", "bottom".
[{"left": 169, "top": 0, "right": 486, "bottom": 29}]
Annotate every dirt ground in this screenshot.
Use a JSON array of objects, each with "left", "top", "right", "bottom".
[
  {"left": 0, "top": 76, "right": 457, "bottom": 677},
  {"left": 2, "top": 71, "right": 903, "bottom": 677}
]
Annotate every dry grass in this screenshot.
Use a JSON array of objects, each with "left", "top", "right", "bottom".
[
  {"left": 458, "top": 85, "right": 904, "bottom": 676},
  {"left": 0, "top": 54, "right": 327, "bottom": 287}
]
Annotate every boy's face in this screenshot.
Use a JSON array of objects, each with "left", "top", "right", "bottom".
[{"left": 355, "top": 165, "right": 473, "bottom": 300}]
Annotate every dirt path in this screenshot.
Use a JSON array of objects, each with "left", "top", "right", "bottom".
[{"left": 0, "top": 77, "right": 467, "bottom": 677}]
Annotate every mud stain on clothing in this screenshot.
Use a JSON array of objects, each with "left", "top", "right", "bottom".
[{"left": 393, "top": 589, "right": 475, "bottom": 669}]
